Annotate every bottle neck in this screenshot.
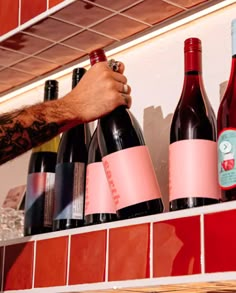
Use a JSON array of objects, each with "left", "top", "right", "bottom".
[
  {"left": 184, "top": 50, "right": 202, "bottom": 74},
  {"left": 229, "top": 29, "right": 236, "bottom": 81}
]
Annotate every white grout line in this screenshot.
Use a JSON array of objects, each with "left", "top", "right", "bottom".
[
  {"left": 149, "top": 222, "right": 153, "bottom": 278},
  {"left": 163, "top": 0, "right": 188, "bottom": 10},
  {"left": 66, "top": 235, "right": 71, "bottom": 286},
  {"left": 105, "top": 228, "right": 109, "bottom": 282},
  {"left": 1, "top": 246, "right": 5, "bottom": 292},
  {"left": 31, "top": 241, "right": 37, "bottom": 289},
  {"left": 46, "top": 0, "right": 49, "bottom": 10},
  {"left": 200, "top": 214, "right": 205, "bottom": 275},
  {"left": 18, "top": 0, "right": 21, "bottom": 26}
]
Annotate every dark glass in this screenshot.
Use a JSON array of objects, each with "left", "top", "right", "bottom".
[
  {"left": 24, "top": 152, "right": 57, "bottom": 236},
  {"left": 170, "top": 38, "right": 219, "bottom": 211},
  {"left": 24, "top": 80, "right": 59, "bottom": 236},
  {"left": 89, "top": 49, "right": 163, "bottom": 220},
  {"left": 53, "top": 68, "right": 91, "bottom": 231},
  {"left": 84, "top": 129, "right": 117, "bottom": 225},
  {"left": 217, "top": 21, "right": 236, "bottom": 201}
]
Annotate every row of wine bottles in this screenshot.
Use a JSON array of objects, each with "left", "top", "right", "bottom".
[{"left": 23, "top": 18, "right": 236, "bottom": 236}]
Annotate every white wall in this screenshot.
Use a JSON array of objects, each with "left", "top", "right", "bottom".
[{"left": 0, "top": 3, "right": 235, "bottom": 209}]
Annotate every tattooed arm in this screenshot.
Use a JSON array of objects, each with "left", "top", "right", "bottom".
[{"left": 0, "top": 61, "right": 132, "bottom": 165}]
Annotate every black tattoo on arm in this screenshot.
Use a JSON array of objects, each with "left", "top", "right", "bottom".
[{"left": 0, "top": 109, "right": 60, "bottom": 165}]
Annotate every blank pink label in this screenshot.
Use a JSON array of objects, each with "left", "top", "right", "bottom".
[
  {"left": 102, "top": 145, "right": 162, "bottom": 210},
  {"left": 85, "top": 162, "right": 116, "bottom": 215},
  {"left": 169, "top": 139, "right": 221, "bottom": 201}
]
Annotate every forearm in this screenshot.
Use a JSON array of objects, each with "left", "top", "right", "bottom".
[{"left": 0, "top": 98, "right": 79, "bottom": 165}]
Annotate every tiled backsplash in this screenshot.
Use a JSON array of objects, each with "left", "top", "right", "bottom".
[
  {"left": 0, "top": 0, "right": 219, "bottom": 97},
  {"left": 1, "top": 201, "right": 236, "bottom": 292}
]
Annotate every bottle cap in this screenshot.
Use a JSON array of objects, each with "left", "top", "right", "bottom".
[
  {"left": 89, "top": 48, "right": 107, "bottom": 65},
  {"left": 72, "top": 68, "right": 87, "bottom": 89},
  {"left": 184, "top": 37, "right": 202, "bottom": 52},
  {"left": 44, "top": 80, "right": 58, "bottom": 101}
]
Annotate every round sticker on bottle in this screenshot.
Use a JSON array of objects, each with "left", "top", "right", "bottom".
[{"left": 218, "top": 129, "right": 236, "bottom": 189}]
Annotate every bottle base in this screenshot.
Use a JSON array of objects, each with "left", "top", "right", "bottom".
[
  {"left": 53, "top": 219, "right": 84, "bottom": 231},
  {"left": 117, "top": 198, "right": 164, "bottom": 220},
  {"left": 24, "top": 226, "right": 52, "bottom": 236},
  {"left": 221, "top": 189, "right": 236, "bottom": 202},
  {"left": 84, "top": 213, "right": 117, "bottom": 226},
  {"left": 169, "top": 197, "right": 219, "bottom": 211}
]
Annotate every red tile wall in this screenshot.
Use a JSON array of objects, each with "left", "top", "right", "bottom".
[
  {"left": 20, "top": 0, "right": 47, "bottom": 24},
  {"left": 0, "top": 0, "right": 19, "bottom": 36},
  {"left": 3, "top": 242, "right": 34, "bottom": 291},
  {"left": 153, "top": 216, "right": 201, "bottom": 277},
  {"left": 49, "top": 0, "right": 64, "bottom": 8},
  {"left": 204, "top": 209, "right": 236, "bottom": 273},
  {"left": 108, "top": 223, "right": 150, "bottom": 281},
  {"left": 34, "top": 236, "right": 68, "bottom": 287},
  {"left": 69, "top": 230, "right": 107, "bottom": 285}
]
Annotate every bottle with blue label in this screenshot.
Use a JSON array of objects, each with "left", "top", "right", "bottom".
[
  {"left": 217, "top": 19, "right": 236, "bottom": 201},
  {"left": 53, "top": 68, "right": 91, "bottom": 231}
]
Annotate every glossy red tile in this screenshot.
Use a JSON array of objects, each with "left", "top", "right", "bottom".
[
  {"left": 69, "top": 230, "right": 106, "bottom": 285},
  {"left": 0, "top": 68, "right": 35, "bottom": 87},
  {"left": 63, "top": 30, "right": 115, "bottom": 53},
  {"left": 108, "top": 224, "right": 150, "bottom": 281},
  {"left": 153, "top": 216, "right": 201, "bottom": 277},
  {"left": 34, "top": 236, "right": 68, "bottom": 287},
  {"left": 0, "top": 48, "right": 26, "bottom": 66},
  {"left": 205, "top": 209, "right": 236, "bottom": 273},
  {"left": 21, "top": 0, "right": 47, "bottom": 25},
  {"left": 52, "top": 0, "right": 112, "bottom": 27},
  {"left": 123, "top": 0, "right": 183, "bottom": 25},
  {"left": 3, "top": 242, "right": 34, "bottom": 290},
  {"left": 24, "top": 17, "right": 82, "bottom": 42},
  {"left": 92, "top": 15, "right": 149, "bottom": 40},
  {"left": 172, "top": 0, "right": 208, "bottom": 8},
  {"left": 12, "top": 57, "right": 60, "bottom": 76},
  {"left": 0, "top": 33, "right": 53, "bottom": 55},
  {"left": 49, "top": 0, "right": 64, "bottom": 8},
  {"left": 0, "top": 0, "right": 19, "bottom": 36},
  {"left": 36, "top": 44, "right": 86, "bottom": 65}
]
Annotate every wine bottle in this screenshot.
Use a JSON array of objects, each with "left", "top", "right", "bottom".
[
  {"left": 84, "top": 128, "right": 117, "bottom": 225},
  {"left": 89, "top": 49, "right": 163, "bottom": 220},
  {"left": 24, "top": 80, "right": 60, "bottom": 236},
  {"left": 217, "top": 19, "right": 236, "bottom": 201},
  {"left": 53, "top": 68, "right": 91, "bottom": 231},
  {"left": 169, "top": 38, "right": 220, "bottom": 211}
]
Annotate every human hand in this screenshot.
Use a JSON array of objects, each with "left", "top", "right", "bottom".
[{"left": 63, "top": 61, "right": 132, "bottom": 122}]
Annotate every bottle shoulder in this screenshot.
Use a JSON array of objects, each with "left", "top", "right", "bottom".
[
  {"left": 28, "top": 151, "right": 57, "bottom": 173},
  {"left": 171, "top": 79, "right": 216, "bottom": 142}
]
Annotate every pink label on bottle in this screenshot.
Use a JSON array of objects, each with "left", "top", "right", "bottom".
[
  {"left": 169, "top": 139, "right": 221, "bottom": 201},
  {"left": 102, "top": 145, "right": 162, "bottom": 210},
  {"left": 85, "top": 162, "right": 116, "bottom": 215}
]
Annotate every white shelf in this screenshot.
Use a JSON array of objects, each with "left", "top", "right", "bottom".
[
  {"left": 3, "top": 272, "right": 236, "bottom": 292},
  {"left": 2, "top": 200, "right": 236, "bottom": 247}
]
